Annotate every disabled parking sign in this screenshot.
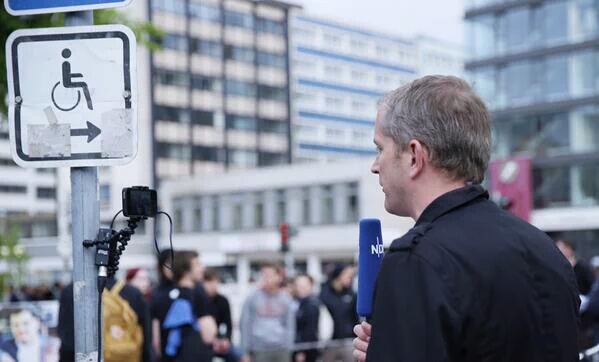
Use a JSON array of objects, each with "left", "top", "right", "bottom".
[{"left": 5, "top": 25, "right": 138, "bottom": 168}]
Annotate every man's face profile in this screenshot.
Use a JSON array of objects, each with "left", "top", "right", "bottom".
[
  {"left": 371, "top": 109, "right": 411, "bottom": 217},
  {"left": 9, "top": 310, "right": 39, "bottom": 344}
]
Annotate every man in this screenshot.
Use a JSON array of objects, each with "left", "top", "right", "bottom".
[
  {"left": 293, "top": 274, "right": 320, "bottom": 362},
  {"left": 240, "top": 263, "right": 295, "bottom": 362},
  {"left": 0, "top": 308, "right": 59, "bottom": 362},
  {"left": 556, "top": 238, "right": 595, "bottom": 295},
  {"left": 353, "top": 75, "right": 580, "bottom": 361},
  {"left": 203, "top": 268, "right": 241, "bottom": 362},
  {"left": 58, "top": 278, "right": 152, "bottom": 362},
  {"left": 150, "top": 250, "right": 216, "bottom": 362},
  {"left": 319, "top": 264, "right": 357, "bottom": 362}
]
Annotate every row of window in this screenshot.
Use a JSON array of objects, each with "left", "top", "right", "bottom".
[
  {"left": 157, "top": 143, "right": 286, "bottom": 167},
  {"left": 162, "top": 36, "right": 287, "bottom": 68},
  {"left": 492, "top": 105, "right": 599, "bottom": 159},
  {"left": 293, "top": 59, "right": 409, "bottom": 90},
  {"left": 152, "top": 0, "right": 285, "bottom": 35},
  {"left": 293, "top": 25, "right": 415, "bottom": 65},
  {"left": 470, "top": 49, "right": 599, "bottom": 109},
  {"left": 534, "top": 162, "right": 599, "bottom": 209},
  {"left": 0, "top": 185, "right": 55, "bottom": 199},
  {"left": 172, "top": 182, "right": 359, "bottom": 233},
  {"left": 154, "top": 69, "right": 288, "bottom": 101},
  {"left": 467, "top": 0, "right": 599, "bottom": 60},
  {"left": 155, "top": 106, "right": 288, "bottom": 132}
]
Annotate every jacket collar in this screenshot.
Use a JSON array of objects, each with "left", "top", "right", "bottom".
[{"left": 415, "top": 183, "right": 489, "bottom": 226}]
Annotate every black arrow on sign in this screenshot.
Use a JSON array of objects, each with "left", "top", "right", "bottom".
[{"left": 70, "top": 121, "right": 101, "bottom": 143}]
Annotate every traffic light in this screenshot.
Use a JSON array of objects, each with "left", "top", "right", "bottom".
[{"left": 279, "top": 223, "right": 289, "bottom": 253}]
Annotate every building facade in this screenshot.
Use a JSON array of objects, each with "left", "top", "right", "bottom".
[
  {"left": 465, "top": 0, "right": 599, "bottom": 257},
  {"left": 149, "top": 0, "right": 295, "bottom": 183},
  {"left": 290, "top": 15, "right": 464, "bottom": 163}
]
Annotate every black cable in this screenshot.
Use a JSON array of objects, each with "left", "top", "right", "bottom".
[
  {"left": 98, "top": 288, "right": 103, "bottom": 361},
  {"left": 155, "top": 211, "right": 175, "bottom": 270},
  {"left": 110, "top": 209, "right": 123, "bottom": 230}
]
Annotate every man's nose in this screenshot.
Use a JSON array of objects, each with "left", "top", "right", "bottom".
[{"left": 371, "top": 159, "right": 379, "bottom": 174}]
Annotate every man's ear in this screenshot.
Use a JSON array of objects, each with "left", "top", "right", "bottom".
[{"left": 408, "top": 140, "right": 427, "bottom": 179}]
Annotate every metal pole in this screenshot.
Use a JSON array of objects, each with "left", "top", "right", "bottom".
[{"left": 66, "top": 11, "right": 100, "bottom": 362}]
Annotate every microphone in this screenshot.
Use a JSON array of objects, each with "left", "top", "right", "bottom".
[{"left": 357, "top": 218, "right": 384, "bottom": 320}]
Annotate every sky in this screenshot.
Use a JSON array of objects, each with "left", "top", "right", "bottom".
[{"left": 290, "top": 0, "right": 465, "bottom": 46}]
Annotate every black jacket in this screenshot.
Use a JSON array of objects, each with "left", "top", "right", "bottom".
[
  {"left": 319, "top": 282, "right": 358, "bottom": 339},
  {"left": 209, "top": 293, "right": 233, "bottom": 340},
  {"left": 366, "top": 185, "right": 580, "bottom": 362},
  {"left": 295, "top": 296, "right": 320, "bottom": 343}
]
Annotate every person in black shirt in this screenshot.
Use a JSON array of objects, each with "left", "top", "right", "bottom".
[
  {"left": 293, "top": 274, "right": 320, "bottom": 362},
  {"left": 57, "top": 278, "right": 153, "bottom": 362},
  {"left": 203, "top": 268, "right": 241, "bottom": 362},
  {"left": 319, "top": 264, "right": 357, "bottom": 362},
  {"left": 353, "top": 76, "right": 579, "bottom": 362},
  {"left": 556, "top": 238, "right": 595, "bottom": 295},
  {"left": 150, "top": 250, "right": 216, "bottom": 362}
]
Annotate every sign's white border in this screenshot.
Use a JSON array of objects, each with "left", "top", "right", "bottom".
[
  {"left": 4, "top": 0, "right": 133, "bottom": 16},
  {"left": 5, "top": 25, "right": 138, "bottom": 168}
]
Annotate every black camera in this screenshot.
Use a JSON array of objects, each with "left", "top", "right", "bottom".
[{"left": 122, "top": 186, "right": 157, "bottom": 218}]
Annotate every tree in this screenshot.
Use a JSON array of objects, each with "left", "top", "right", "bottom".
[
  {"left": 0, "top": 7, "right": 164, "bottom": 115},
  {"left": 0, "top": 226, "right": 28, "bottom": 300}
]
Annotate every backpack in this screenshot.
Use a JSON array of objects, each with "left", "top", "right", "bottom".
[{"left": 103, "top": 281, "right": 143, "bottom": 362}]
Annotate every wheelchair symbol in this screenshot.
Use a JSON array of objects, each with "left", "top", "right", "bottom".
[{"left": 51, "top": 48, "right": 93, "bottom": 112}]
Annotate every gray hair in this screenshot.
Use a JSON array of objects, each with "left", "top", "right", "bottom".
[{"left": 379, "top": 75, "right": 491, "bottom": 183}]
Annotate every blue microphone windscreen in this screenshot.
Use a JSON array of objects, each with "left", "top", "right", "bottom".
[{"left": 357, "top": 218, "right": 384, "bottom": 318}]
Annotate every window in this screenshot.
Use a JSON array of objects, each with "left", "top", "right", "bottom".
[
  {"left": 191, "top": 39, "right": 222, "bottom": 57},
  {"left": 260, "top": 119, "right": 287, "bottom": 134},
  {"left": 346, "top": 182, "right": 359, "bottom": 222},
  {"left": 259, "top": 152, "right": 287, "bottom": 166},
  {"left": 256, "top": 18, "right": 284, "bottom": 35},
  {"left": 152, "top": 0, "right": 186, "bottom": 15},
  {"left": 325, "top": 96, "right": 343, "bottom": 109},
  {"left": 173, "top": 201, "right": 184, "bottom": 233},
  {"left": 302, "top": 187, "right": 311, "bottom": 225},
  {"left": 351, "top": 39, "right": 367, "bottom": 51},
  {"left": 225, "top": 45, "right": 254, "bottom": 63},
  {"left": 189, "top": 2, "right": 221, "bottom": 22},
  {"left": 254, "top": 192, "right": 265, "bottom": 228},
  {"left": 191, "top": 75, "right": 222, "bottom": 92},
  {"left": 229, "top": 149, "right": 258, "bottom": 167},
  {"left": 157, "top": 142, "right": 192, "bottom": 160},
  {"left": 324, "top": 65, "right": 342, "bottom": 78},
  {"left": 257, "top": 52, "right": 286, "bottom": 68},
  {"left": 162, "top": 34, "right": 188, "bottom": 51},
  {"left": 36, "top": 187, "right": 56, "bottom": 199},
  {"left": 192, "top": 110, "right": 214, "bottom": 127},
  {"left": 258, "top": 85, "right": 287, "bottom": 102},
  {"left": 376, "top": 45, "right": 390, "bottom": 57},
  {"left": 225, "top": 79, "right": 257, "bottom": 97},
  {"left": 99, "top": 185, "right": 110, "bottom": 205},
  {"left": 193, "top": 145, "right": 220, "bottom": 162},
  {"left": 155, "top": 106, "right": 190, "bottom": 123},
  {"left": 154, "top": 69, "right": 189, "bottom": 87},
  {"left": 224, "top": 10, "right": 253, "bottom": 28},
  {"left": 213, "top": 197, "right": 220, "bottom": 230},
  {"left": 321, "top": 185, "right": 334, "bottom": 224},
  {"left": 0, "top": 185, "right": 26, "bottom": 194},
  {"left": 193, "top": 202, "right": 203, "bottom": 232},
  {"left": 0, "top": 158, "right": 15, "bottom": 167},
  {"left": 231, "top": 194, "right": 244, "bottom": 229},
  {"left": 351, "top": 70, "right": 367, "bottom": 82},
  {"left": 275, "top": 189, "right": 286, "bottom": 224},
  {"left": 351, "top": 100, "right": 367, "bottom": 112},
  {"left": 323, "top": 33, "right": 341, "bottom": 47},
  {"left": 326, "top": 127, "right": 344, "bottom": 139},
  {"left": 226, "top": 115, "right": 257, "bottom": 131}
]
